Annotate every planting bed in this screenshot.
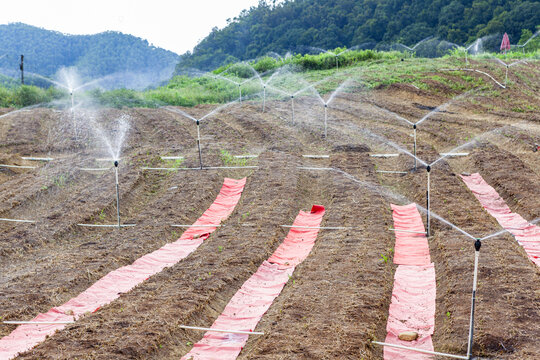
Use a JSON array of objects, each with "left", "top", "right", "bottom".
[{"left": 0, "top": 63, "right": 539, "bottom": 359}]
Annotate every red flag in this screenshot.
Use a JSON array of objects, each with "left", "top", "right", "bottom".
[{"left": 500, "top": 32, "right": 511, "bottom": 52}]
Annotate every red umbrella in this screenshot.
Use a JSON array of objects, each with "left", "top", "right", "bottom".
[{"left": 500, "top": 32, "right": 511, "bottom": 52}]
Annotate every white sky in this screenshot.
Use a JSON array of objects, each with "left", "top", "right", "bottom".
[{"left": 0, "top": 0, "right": 264, "bottom": 54}]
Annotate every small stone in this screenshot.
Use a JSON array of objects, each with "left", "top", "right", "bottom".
[
  {"left": 398, "top": 331, "right": 418, "bottom": 341},
  {"left": 64, "top": 309, "right": 74, "bottom": 316}
]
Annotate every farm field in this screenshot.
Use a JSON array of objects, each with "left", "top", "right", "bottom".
[{"left": 0, "top": 60, "right": 539, "bottom": 360}]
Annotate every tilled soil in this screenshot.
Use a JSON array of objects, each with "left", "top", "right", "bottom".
[{"left": 1, "top": 65, "right": 539, "bottom": 359}]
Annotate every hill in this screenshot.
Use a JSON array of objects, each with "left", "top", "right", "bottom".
[
  {"left": 0, "top": 23, "right": 179, "bottom": 88},
  {"left": 175, "top": 0, "right": 540, "bottom": 72}
]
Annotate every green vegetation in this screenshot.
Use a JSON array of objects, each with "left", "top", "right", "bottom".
[
  {"left": 0, "top": 84, "right": 64, "bottom": 107},
  {"left": 176, "top": 0, "right": 540, "bottom": 72},
  {"left": 220, "top": 150, "right": 249, "bottom": 166}
]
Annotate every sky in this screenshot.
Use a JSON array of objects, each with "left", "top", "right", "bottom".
[{"left": 0, "top": 0, "right": 264, "bottom": 55}]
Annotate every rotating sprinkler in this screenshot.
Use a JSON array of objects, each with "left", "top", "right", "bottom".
[
  {"left": 492, "top": 58, "right": 527, "bottom": 87},
  {"left": 196, "top": 120, "right": 203, "bottom": 169},
  {"left": 312, "top": 79, "right": 353, "bottom": 138},
  {"left": 426, "top": 165, "right": 431, "bottom": 236},
  {"left": 467, "top": 239, "right": 482, "bottom": 359},
  {"left": 114, "top": 160, "right": 121, "bottom": 228}
]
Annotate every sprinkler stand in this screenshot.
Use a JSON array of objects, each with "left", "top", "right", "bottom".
[
  {"left": 291, "top": 95, "right": 295, "bottom": 124},
  {"left": 413, "top": 124, "right": 417, "bottom": 170},
  {"left": 467, "top": 239, "right": 482, "bottom": 359},
  {"left": 196, "top": 120, "right": 203, "bottom": 169},
  {"left": 505, "top": 65, "right": 508, "bottom": 87},
  {"left": 114, "top": 160, "right": 120, "bottom": 229},
  {"left": 324, "top": 103, "right": 328, "bottom": 138},
  {"left": 335, "top": 55, "right": 339, "bottom": 71},
  {"left": 426, "top": 165, "right": 431, "bottom": 237},
  {"left": 238, "top": 84, "right": 242, "bottom": 103},
  {"left": 262, "top": 85, "right": 266, "bottom": 112}
]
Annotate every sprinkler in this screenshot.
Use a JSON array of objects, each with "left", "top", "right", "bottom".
[
  {"left": 114, "top": 160, "right": 120, "bottom": 229},
  {"left": 505, "top": 65, "right": 509, "bottom": 87},
  {"left": 196, "top": 120, "right": 203, "bottom": 169},
  {"left": 291, "top": 95, "right": 295, "bottom": 124},
  {"left": 413, "top": 124, "right": 417, "bottom": 170},
  {"left": 322, "top": 104, "right": 329, "bottom": 138},
  {"left": 426, "top": 165, "right": 431, "bottom": 237},
  {"left": 238, "top": 84, "right": 242, "bottom": 103},
  {"left": 262, "top": 85, "right": 266, "bottom": 113},
  {"left": 335, "top": 55, "right": 339, "bottom": 71},
  {"left": 467, "top": 239, "right": 482, "bottom": 359}
]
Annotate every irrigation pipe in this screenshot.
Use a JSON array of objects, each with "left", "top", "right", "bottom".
[
  {"left": 280, "top": 225, "right": 353, "bottom": 230},
  {"left": 179, "top": 325, "right": 264, "bottom": 335},
  {"left": 442, "top": 68, "right": 506, "bottom": 89},
  {"left": 0, "top": 218, "right": 36, "bottom": 223},
  {"left": 0, "top": 164, "right": 37, "bottom": 169},
  {"left": 440, "top": 152, "right": 469, "bottom": 157},
  {"left": 79, "top": 167, "right": 112, "bottom": 172},
  {"left": 77, "top": 223, "right": 136, "bottom": 228},
  {"left": 160, "top": 156, "right": 184, "bottom": 160},
  {"left": 3, "top": 321, "right": 74, "bottom": 325},
  {"left": 389, "top": 228, "right": 427, "bottom": 235},
  {"left": 297, "top": 166, "right": 334, "bottom": 171},
  {"left": 370, "top": 153, "right": 399, "bottom": 158},
  {"left": 21, "top": 157, "right": 54, "bottom": 161},
  {"left": 234, "top": 155, "right": 258, "bottom": 159},
  {"left": 141, "top": 166, "right": 258, "bottom": 171},
  {"left": 371, "top": 341, "right": 468, "bottom": 359},
  {"left": 376, "top": 170, "right": 408, "bottom": 174},
  {"left": 302, "top": 155, "right": 330, "bottom": 158},
  {"left": 171, "top": 224, "right": 222, "bottom": 228}
]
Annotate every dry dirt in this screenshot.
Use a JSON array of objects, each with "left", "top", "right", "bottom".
[{"left": 0, "top": 64, "right": 539, "bottom": 359}]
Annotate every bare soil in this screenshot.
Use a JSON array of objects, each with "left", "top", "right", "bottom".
[{"left": 1, "top": 64, "right": 539, "bottom": 359}]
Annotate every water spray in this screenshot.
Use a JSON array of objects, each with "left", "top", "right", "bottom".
[
  {"left": 114, "top": 160, "right": 121, "bottom": 228},
  {"left": 467, "top": 239, "right": 482, "bottom": 359}
]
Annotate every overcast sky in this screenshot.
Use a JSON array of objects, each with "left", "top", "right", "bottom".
[{"left": 0, "top": 0, "right": 264, "bottom": 54}]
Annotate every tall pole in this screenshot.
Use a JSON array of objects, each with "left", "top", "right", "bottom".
[
  {"left": 262, "top": 85, "right": 266, "bottom": 113},
  {"left": 114, "top": 161, "right": 120, "bottom": 229},
  {"left": 335, "top": 55, "right": 339, "bottom": 71},
  {"left": 324, "top": 104, "right": 328, "bottom": 138},
  {"left": 238, "top": 84, "right": 242, "bottom": 103},
  {"left": 20, "top": 55, "right": 24, "bottom": 85},
  {"left": 467, "top": 239, "right": 482, "bottom": 359},
  {"left": 291, "top": 95, "right": 295, "bottom": 124},
  {"left": 413, "top": 124, "right": 417, "bottom": 170},
  {"left": 196, "top": 120, "right": 203, "bottom": 170},
  {"left": 426, "top": 165, "right": 431, "bottom": 237},
  {"left": 505, "top": 65, "right": 508, "bottom": 87}
]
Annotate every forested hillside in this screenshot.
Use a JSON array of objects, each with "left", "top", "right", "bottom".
[
  {"left": 0, "top": 23, "right": 178, "bottom": 83},
  {"left": 176, "top": 0, "right": 540, "bottom": 71}
]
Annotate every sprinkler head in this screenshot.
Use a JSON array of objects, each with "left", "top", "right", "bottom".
[
  {"left": 413, "top": 124, "right": 417, "bottom": 129},
  {"left": 291, "top": 95, "right": 294, "bottom": 99},
  {"left": 114, "top": 160, "right": 119, "bottom": 168},
  {"left": 324, "top": 103, "right": 328, "bottom": 108},
  {"left": 196, "top": 120, "right": 200, "bottom": 126},
  {"left": 426, "top": 165, "right": 431, "bottom": 172},
  {"left": 474, "top": 239, "right": 482, "bottom": 251}
]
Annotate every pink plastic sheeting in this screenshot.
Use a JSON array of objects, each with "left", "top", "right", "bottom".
[
  {"left": 182, "top": 205, "right": 325, "bottom": 360},
  {"left": 384, "top": 203, "right": 436, "bottom": 360},
  {"left": 0, "top": 177, "right": 246, "bottom": 360},
  {"left": 391, "top": 204, "right": 430, "bottom": 266},
  {"left": 461, "top": 173, "right": 540, "bottom": 267}
]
